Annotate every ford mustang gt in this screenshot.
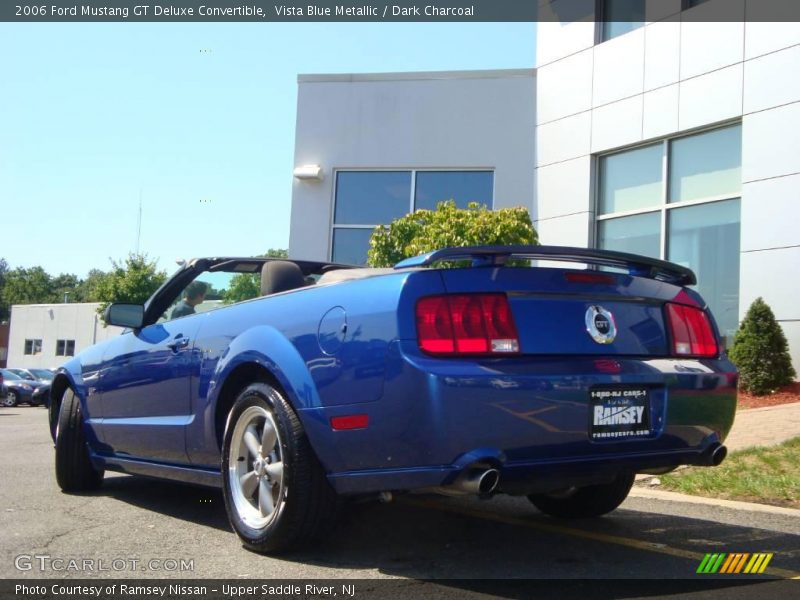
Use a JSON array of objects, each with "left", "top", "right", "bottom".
[{"left": 50, "top": 246, "right": 737, "bottom": 553}]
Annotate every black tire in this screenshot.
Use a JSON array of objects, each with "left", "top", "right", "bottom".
[
  {"left": 528, "top": 472, "right": 635, "bottom": 518},
  {"left": 3, "top": 390, "right": 18, "bottom": 407},
  {"left": 54, "top": 388, "right": 104, "bottom": 492},
  {"left": 222, "top": 382, "right": 338, "bottom": 554}
]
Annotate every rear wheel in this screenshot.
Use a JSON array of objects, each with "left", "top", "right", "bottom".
[
  {"left": 3, "top": 390, "right": 18, "bottom": 407},
  {"left": 527, "top": 472, "right": 635, "bottom": 518},
  {"left": 222, "top": 382, "right": 337, "bottom": 553},
  {"left": 54, "top": 388, "right": 104, "bottom": 492}
]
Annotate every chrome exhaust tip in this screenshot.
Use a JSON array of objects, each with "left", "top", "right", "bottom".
[
  {"left": 452, "top": 467, "right": 500, "bottom": 495},
  {"left": 710, "top": 444, "right": 727, "bottom": 466},
  {"left": 477, "top": 468, "right": 500, "bottom": 495},
  {"left": 696, "top": 443, "right": 727, "bottom": 466}
]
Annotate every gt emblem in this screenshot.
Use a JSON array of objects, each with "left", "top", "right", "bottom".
[{"left": 585, "top": 305, "right": 617, "bottom": 345}]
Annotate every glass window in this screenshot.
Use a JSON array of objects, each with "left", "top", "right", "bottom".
[
  {"left": 334, "top": 171, "right": 411, "bottom": 225},
  {"left": 598, "top": 212, "right": 661, "bottom": 259},
  {"left": 24, "top": 339, "right": 42, "bottom": 355},
  {"left": 599, "top": 144, "right": 663, "bottom": 215},
  {"left": 668, "top": 199, "right": 741, "bottom": 341},
  {"left": 332, "top": 228, "right": 374, "bottom": 266},
  {"left": 55, "top": 339, "right": 76, "bottom": 357},
  {"left": 414, "top": 171, "right": 494, "bottom": 211},
  {"left": 669, "top": 126, "right": 742, "bottom": 203},
  {"left": 601, "top": 0, "right": 645, "bottom": 42}
]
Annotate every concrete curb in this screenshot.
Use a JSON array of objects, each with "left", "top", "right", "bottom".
[{"left": 629, "top": 487, "right": 800, "bottom": 517}]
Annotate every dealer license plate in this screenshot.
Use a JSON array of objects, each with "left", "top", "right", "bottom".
[{"left": 589, "top": 387, "right": 651, "bottom": 441}]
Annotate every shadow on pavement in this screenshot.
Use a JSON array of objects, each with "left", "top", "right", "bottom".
[{"left": 96, "top": 474, "right": 800, "bottom": 588}]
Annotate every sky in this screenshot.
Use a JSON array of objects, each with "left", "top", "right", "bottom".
[{"left": 0, "top": 23, "right": 536, "bottom": 278}]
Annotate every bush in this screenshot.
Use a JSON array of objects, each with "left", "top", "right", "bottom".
[
  {"left": 367, "top": 201, "right": 537, "bottom": 267},
  {"left": 729, "top": 297, "right": 796, "bottom": 395}
]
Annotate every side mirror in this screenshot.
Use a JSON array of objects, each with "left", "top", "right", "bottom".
[{"left": 105, "top": 303, "right": 145, "bottom": 329}]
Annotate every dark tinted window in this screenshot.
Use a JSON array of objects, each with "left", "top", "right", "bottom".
[
  {"left": 332, "top": 228, "right": 374, "bottom": 266},
  {"left": 334, "top": 171, "right": 411, "bottom": 225},
  {"left": 414, "top": 171, "right": 494, "bottom": 211}
]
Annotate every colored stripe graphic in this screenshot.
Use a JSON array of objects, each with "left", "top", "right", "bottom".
[
  {"left": 758, "top": 554, "right": 774, "bottom": 574},
  {"left": 699, "top": 553, "right": 775, "bottom": 574},
  {"left": 698, "top": 553, "right": 728, "bottom": 574}
]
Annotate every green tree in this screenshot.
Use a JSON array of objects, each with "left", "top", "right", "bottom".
[
  {"left": 263, "top": 248, "right": 288, "bottom": 259},
  {"left": 0, "top": 258, "right": 9, "bottom": 321},
  {"left": 729, "top": 297, "right": 796, "bottom": 395},
  {"left": 76, "top": 269, "right": 111, "bottom": 302},
  {"left": 95, "top": 254, "right": 168, "bottom": 317},
  {"left": 223, "top": 249, "right": 289, "bottom": 304},
  {"left": 1, "top": 266, "right": 55, "bottom": 307},
  {"left": 367, "top": 201, "right": 538, "bottom": 267},
  {"left": 52, "top": 273, "right": 81, "bottom": 303}
]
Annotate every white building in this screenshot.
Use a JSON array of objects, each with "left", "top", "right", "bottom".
[
  {"left": 534, "top": 0, "right": 800, "bottom": 369},
  {"left": 289, "top": 6, "right": 800, "bottom": 374},
  {"left": 289, "top": 69, "right": 536, "bottom": 265},
  {"left": 7, "top": 303, "right": 122, "bottom": 369}
]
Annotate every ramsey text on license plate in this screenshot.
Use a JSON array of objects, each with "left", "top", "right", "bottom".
[{"left": 590, "top": 388, "right": 651, "bottom": 440}]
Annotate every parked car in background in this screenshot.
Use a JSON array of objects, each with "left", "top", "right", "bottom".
[
  {"left": 0, "top": 370, "right": 6, "bottom": 402},
  {"left": 0, "top": 369, "right": 50, "bottom": 407},
  {"left": 50, "top": 247, "right": 737, "bottom": 553},
  {"left": 8, "top": 368, "right": 55, "bottom": 383}
]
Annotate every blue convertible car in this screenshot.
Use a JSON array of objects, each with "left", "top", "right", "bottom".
[{"left": 50, "top": 246, "right": 737, "bottom": 553}]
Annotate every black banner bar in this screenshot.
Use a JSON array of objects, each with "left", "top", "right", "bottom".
[
  {"left": 3, "top": 0, "right": 800, "bottom": 23},
  {"left": 0, "top": 579, "right": 796, "bottom": 600}
]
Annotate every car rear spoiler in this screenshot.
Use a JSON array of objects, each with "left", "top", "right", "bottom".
[{"left": 393, "top": 245, "right": 697, "bottom": 286}]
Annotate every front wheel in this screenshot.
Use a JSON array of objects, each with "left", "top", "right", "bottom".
[
  {"left": 54, "top": 388, "right": 104, "bottom": 492},
  {"left": 222, "top": 382, "right": 337, "bottom": 553},
  {"left": 3, "top": 390, "right": 18, "bottom": 407},
  {"left": 527, "top": 472, "right": 635, "bottom": 518}
]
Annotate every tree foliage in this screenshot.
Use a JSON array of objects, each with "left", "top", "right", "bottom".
[
  {"left": 94, "top": 253, "right": 168, "bottom": 316},
  {"left": 367, "top": 201, "right": 538, "bottom": 267},
  {"left": 728, "top": 297, "right": 797, "bottom": 395},
  {"left": 1, "top": 266, "right": 55, "bottom": 306}
]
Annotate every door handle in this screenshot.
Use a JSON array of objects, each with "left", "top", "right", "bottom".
[{"left": 166, "top": 336, "right": 190, "bottom": 352}]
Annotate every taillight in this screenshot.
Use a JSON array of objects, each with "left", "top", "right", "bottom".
[
  {"left": 416, "top": 294, "right": 520, "bottom": 356},
  {"left": 665, "top": 303, "right": 718, "bottom": 358}
]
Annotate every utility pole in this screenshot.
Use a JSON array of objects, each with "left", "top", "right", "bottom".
[{"left": 135, "top": 188, "right": 143, "bottom": 255}]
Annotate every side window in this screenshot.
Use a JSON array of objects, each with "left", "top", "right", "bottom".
[
  {"left": 160, "top": 280, "right": 213, "bottom": 323},
  {"left": 157, "top": 270, "right": 262, "bottom": 323}
]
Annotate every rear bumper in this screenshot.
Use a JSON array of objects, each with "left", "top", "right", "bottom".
[{"left": 301, "top": 341, "right": 737, "bottom": 495}]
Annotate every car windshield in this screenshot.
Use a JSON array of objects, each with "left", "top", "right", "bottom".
[
  {"left": 11, "top": 370, "right": 35, "bottom": 380},
  {"left": 30, "top": 369, "right": 54, "bottom": 380},
  {"left": 0, "top": 370, "right": 22, "bottom": 380}
]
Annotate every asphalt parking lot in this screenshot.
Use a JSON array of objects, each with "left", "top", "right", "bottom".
[{"left": 1, "top": 407, "right": 799, "bottom": 587}]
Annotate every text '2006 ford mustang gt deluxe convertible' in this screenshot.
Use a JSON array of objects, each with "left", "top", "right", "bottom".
[{"left": 49, "top": 246, "right": 736, "bottom": 553}]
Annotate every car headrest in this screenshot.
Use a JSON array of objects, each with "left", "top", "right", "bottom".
[{"left": 260, "top": 261, "right": 306, "bottom": 296}]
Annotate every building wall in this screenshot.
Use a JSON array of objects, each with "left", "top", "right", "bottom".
[
  {"left": 536, "top": 0, "right": 800, "bottom": 372},
  {"left": 7, "top": 303, "right": 123, "bottom": 369},
  {"left": 289, "top": 69, "right": 537, "bottom": 261}
]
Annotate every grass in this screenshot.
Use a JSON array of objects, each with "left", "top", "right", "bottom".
[{"left": 659, "top": 437, "right": 800, "bottom": 508}]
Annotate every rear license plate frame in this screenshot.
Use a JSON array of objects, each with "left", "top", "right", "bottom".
[{"left": 589, "top": 387, "right": 651, "bottom": 441}]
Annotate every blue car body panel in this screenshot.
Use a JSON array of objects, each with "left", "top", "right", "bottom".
[{"left": 50, "top": 247, "right": 737, "bottom": 495}]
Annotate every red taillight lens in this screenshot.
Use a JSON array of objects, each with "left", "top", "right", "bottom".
[
  {"left": 665, "top": 303, "right": 718, "bottom": 358},
  {"left": 416, "top": 294, "right": 520, "bottom": 356}
]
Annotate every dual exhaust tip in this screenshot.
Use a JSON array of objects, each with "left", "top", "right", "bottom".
[
  {"left": 443, "top": 444, "right": 726, "bottom": 497},
  {"left": 697, "top": 443, "right": 727, "bottom": 467},
  {"left": 453, "top": 467, "right": 500, "bottom": 496}
]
